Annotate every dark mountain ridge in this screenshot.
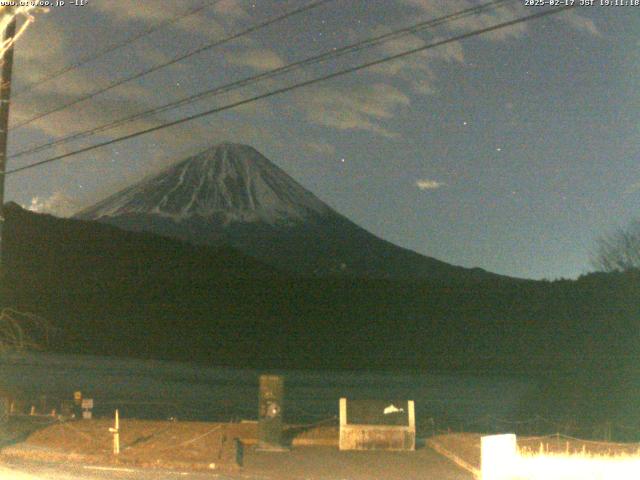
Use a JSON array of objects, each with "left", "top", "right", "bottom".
[
  {"left": 3, "top": 202, "right": 526, "bottom": 369},
  {"left": 4, "top": 203, "right": 637, "bottom": 373},
  {"left": 3, "top": 203, "right": 640, "bottom": 426}
]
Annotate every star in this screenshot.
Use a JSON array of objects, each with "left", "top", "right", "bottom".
[
  {"left": 340, "top": 158, "right": 345, "bottom": 163},
  {"left": 463, "top": 121, "right": 468, "bottom": 126}
]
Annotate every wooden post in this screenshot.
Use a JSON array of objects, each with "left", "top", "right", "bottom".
[
  {"left": 408, "top": 400, "right": 415, "bottom": 430},
  {"left": 0, "top": 14, "right": 16, "bottom": 268},
  {"left": 114, "top": 409, "right": 119, "bottom": 454},
  {"left": 339, "top": 397, "right": 347, "bottom": 451},
  {"left": 109, "top": 409, "right": 120, "bottom": 455}
]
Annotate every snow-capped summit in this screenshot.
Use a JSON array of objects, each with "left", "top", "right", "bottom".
[
  {"left": 76, "top": 143, "right": 500, "bottom": 281},
  {"left": 77, "top": 143, "right": 330, "bottom": 225}
]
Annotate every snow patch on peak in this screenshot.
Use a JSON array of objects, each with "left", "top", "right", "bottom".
[{"left": 77, "top": 143, "right": 331, "bottom": 226}]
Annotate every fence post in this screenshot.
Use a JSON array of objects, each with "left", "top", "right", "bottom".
[{"left": 109, "top": 409, "right": 120, "bottom": 455}]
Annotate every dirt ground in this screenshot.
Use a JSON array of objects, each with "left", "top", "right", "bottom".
[
  {"left": 4, "top": 417, "right": 639, "bottom": 479},
  {"left": 241, "top": 446, "right": 472, "bottom": 480},
  {"left": 0, "top": 418, "right": 474, "bottom": 479},
  {"left": 1, "top": 418, "right": 338, "bottom": 471}
]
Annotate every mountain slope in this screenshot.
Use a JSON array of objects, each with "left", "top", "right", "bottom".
[
  {"left": 76, "top": 142, "right": 500, "bottom": 281},
  {"left": 5, "top": 203, "right": 640, "bottom": 375},
  {"left": 77, "top": 142, "right": 329, "bottom": 225},
  {"left": 4, "top": 204, "right": 640, "bottom": 428}
]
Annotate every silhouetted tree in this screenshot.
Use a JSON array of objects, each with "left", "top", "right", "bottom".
[
  {"left": 0, "top": 307, "right": 52, "bottom": 353},
  {"left": 0, "top": 307, "right": 52, "bottom": 422},
  {"left": 592, "top": 220, "right": 640, "bottom": 272}
]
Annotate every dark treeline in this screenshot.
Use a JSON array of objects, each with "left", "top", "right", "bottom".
[{"left": 2, "top": 203, "right": 639, "bottom": 424}]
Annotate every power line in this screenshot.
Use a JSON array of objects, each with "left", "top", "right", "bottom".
[
  {"left": 11, "top": 0, "right": 335, "bottom": 130},
  {"left": 5, "top": 5, "right": 574, "bottom": 177},
  {"left": 10, "top": 0, "right": 514, "bottom": 160},
  {"left": 11, "top": 0, "right": 511, "bottom": 158},
  {"left": 13, "top": 1, "right": 213, "bottom": 97}
]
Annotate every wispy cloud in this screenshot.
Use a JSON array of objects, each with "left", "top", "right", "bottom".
[
  {"left": 300, "top": 83, "right": 410, "bottom": 138},
  {"left": 212, "top": 0, "right": 250, "bottom": 22},
  {"left": 10, "top": 10, "right": 174, "bottom": 140},
  {"left": 306, "top": 141, "right": 336, "bottom": 156},
  {"left": 555, "top": 10, "right": 600, "bottom": 36},
  {"left": 229, "top": 48, "right": 286, "bottom": 71},
  {"left": 369, "top": 29, "right": 465, "bottom": 95},
  {"left": 305, "top": 0, "right": 599, "bottom": 138},
  {"left": 400, "top": 1, "right": 599, "bottom": 39},
  {"left": 416, "top": 179, "right": 445, "bottom": 190},
  {"left": 89, "top": 1, "right": 228, "bottom": 36},
  {"left": 26, "top": 191, "right": 78, "bottom": 217},
  {"left": 400, "top": 1, "right": 528, "bottom": 40},
  {"left": 10, "top": 78, "right": 163, "bottom": 138}
]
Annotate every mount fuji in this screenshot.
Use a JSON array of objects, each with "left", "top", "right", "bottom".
[{"left": 76, "top": 143, "right": 497, "bottom": 280}]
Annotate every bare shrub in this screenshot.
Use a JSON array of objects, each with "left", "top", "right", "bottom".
[
  {"left": 0, "top": 307, "right": 53, "bottom": 353},
  {"left": 592, "top": 220, "right": 640, "bottom": 273}
]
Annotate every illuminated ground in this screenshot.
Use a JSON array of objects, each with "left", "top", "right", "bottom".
[
  {"left": 0, "top": 419, "right": 472, "bottom": 479},
  {"left": 1, "top": 462, "right": 236, "bottom": 479},
  {"left": 1, "top": 447, "right": 473, "bottom": 480}
]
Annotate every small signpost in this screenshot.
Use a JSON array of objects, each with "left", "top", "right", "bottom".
[
  {"left": 257, "top": 375, "right": 286, "bottom": 451},
  {"left": 81, "top": 398, "right": 93, "bottom": 420}
]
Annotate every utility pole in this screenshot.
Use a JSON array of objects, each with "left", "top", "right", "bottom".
[{"left": 0, "top": 13, "right": 16, "bottom": 269}]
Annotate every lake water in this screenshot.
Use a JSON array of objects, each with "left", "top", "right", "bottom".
[{"left": 0, "top": 351, "right": 539, "bottom": 433}]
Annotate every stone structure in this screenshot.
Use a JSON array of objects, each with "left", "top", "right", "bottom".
[{"left": 339, "top": 398, "right": 415, "bottom": 451}]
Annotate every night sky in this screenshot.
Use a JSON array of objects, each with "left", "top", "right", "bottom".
[{"left": 4, "top": 0, "right": 638, "bottom": 280}]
